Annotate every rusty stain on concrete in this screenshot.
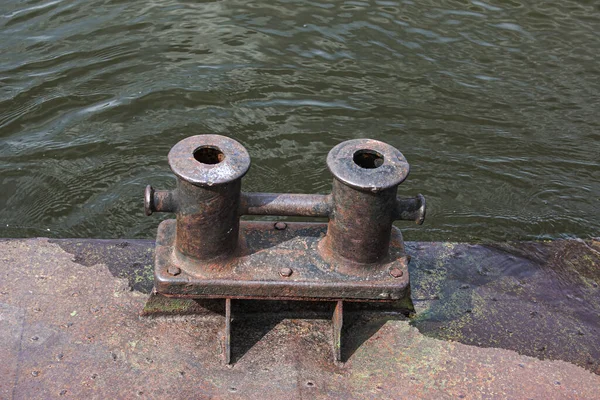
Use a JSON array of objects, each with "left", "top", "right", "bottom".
[{"left": 0, "top": 238, "right": 598, "bottom": 399}]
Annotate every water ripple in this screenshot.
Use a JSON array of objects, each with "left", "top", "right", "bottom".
[{"left": 0, "top": 0, "right": 598, "bottom": 241}]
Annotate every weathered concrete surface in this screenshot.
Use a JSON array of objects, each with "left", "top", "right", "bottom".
[
  {"left": 409, "top": 240, "right": 600, "bottom": 375},
  {"left": 0, "top": 238, "right": 599, "bottom": 399}
]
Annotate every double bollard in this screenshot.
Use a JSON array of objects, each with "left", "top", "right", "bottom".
[{"left": 145, "top": 134, "right": 425, "bottom": 363}]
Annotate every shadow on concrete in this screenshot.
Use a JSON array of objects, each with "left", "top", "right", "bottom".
[
  {"left": 341, "top": 314, "right": 403, "bottom": 362},
  {"left": 230, "top": 316, "right": 285, "bottom": 364}
]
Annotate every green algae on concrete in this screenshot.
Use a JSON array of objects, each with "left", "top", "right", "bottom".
[{"left": 407, "top": 239, "right": 600, "bottom": 374}]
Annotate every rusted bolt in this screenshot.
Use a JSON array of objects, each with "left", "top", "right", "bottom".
[
  {"left": 274, "top": 222, "right": 287, "bottom": 230},
  {"left": 389, "top": 267, "right": 404, "bottom": 278},
  {"left": 167, "top": 266, "right": 181, "bottom": 276},
  {"left": 279, "top": 267, "right": 293, "bottom": 277}
]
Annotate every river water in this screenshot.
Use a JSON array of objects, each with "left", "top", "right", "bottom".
[{"left": 1, "top": 0, "right": 599, "bottom": 242}]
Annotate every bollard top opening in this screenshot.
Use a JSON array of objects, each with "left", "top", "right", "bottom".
[
  {"left": 327, "top": 139, "right": 409, "bottom": 192},
  {"left": 194, "top": 146, "right": 225, "bottom": 165},
  {"left": 168, "top": 135, "right": 250, "bottom": 186},
  {"left": 353, "top": 149, "right": 384, "bottom": 169}
]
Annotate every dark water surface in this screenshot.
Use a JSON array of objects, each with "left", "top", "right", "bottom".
[{"left": 1, "top": 0, "right": 599, "bottom": 241}]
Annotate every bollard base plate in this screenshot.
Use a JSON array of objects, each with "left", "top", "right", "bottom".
[{"left": 154, "top": 219, "right": 410, "bottom": 302}]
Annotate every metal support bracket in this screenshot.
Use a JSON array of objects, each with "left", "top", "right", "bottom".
[
  {"left": 223, "top": 298, "right": 231, "bottom": 364},
  {"left": 333, "top": 300, "right": 343, "bottom": 362}
]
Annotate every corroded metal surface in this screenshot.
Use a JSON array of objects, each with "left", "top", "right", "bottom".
[
  {"left": 224, "top": 298, "right": 232, "bottom": 365},
  {"left": 154, "top": 220, "right": 410, "bottom": 300},
  {"left": 326, "top": 138, "right": 410, "bottom": 191},
  {"left": 333, "top": 300, "right": 343, "bottom": 362},
  {"left": 324, "top": 177, "right": 399, "bottom": 264},
  {"left": 239, "top": 192, "right": 333, "bottom": 217},
  {"left": 145, "top": 135, "right": 425, "bottom": 307},
  {"left": 145, "top": 135, "right": 425, "bottom": 363},
  {"left": 167, "top": 134, "right": 251, "bottom": 187},
  {"left": 1, "top": 238, "right": 599, "bottom": 398}
]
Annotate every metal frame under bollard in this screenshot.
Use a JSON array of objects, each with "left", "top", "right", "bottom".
[{"left": 145, "top": 134, "right": 426, "bottom": 364}]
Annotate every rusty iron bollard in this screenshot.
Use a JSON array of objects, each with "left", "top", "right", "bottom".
[{"left": 145, "top": 134, "right": 425, "bottom": 363}]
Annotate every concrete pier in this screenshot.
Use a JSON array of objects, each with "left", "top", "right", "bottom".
[{"left": 1, "top": 238, "right": 599, "bottom": 399}]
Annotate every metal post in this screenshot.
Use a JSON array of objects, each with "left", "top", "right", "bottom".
[{"left": 324, "top": 139, "right": 411, "bottom": 264}]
